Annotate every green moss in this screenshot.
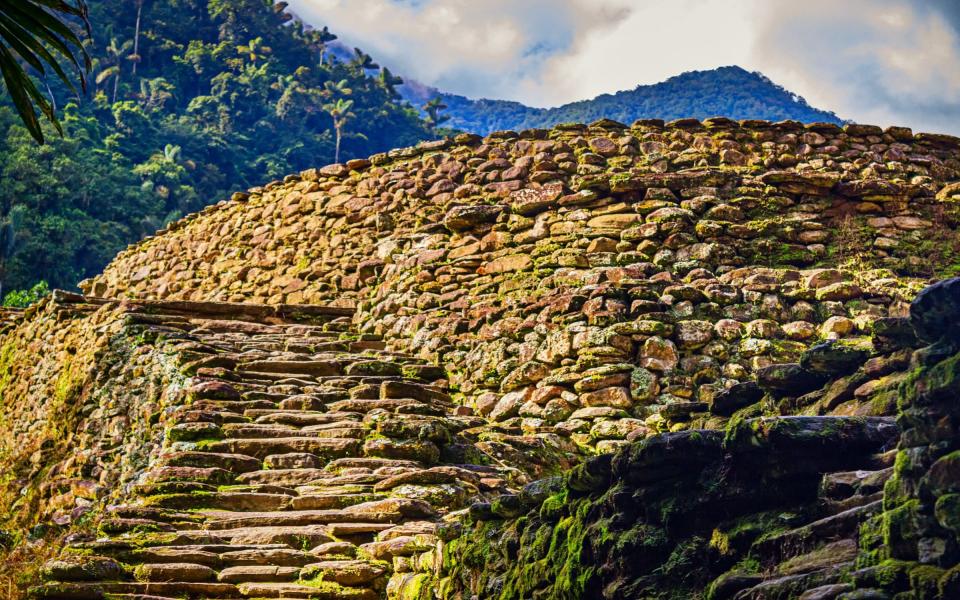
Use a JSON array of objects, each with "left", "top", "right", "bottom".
[
  {"left": 909, "top": 564, "right": 946, "bottom": 600},
  {"left": 883, "top": 499, "right": 921, "bottom": 560},
  {"left": 539, "top": 491, "right": 569, "bottom": 522},
  {"left": 857, "top": 514, "right": 888, "bottom": 567}
]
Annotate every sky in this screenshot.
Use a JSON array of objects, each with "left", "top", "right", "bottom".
[{"left": 286, "top": 0, "right": 960, "bottom": 134}]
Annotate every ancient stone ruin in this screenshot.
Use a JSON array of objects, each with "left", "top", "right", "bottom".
[{"left": 3, "top": 118, "right": 960, "bottom": 599}]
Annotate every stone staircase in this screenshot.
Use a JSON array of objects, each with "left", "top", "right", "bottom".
[
  {"left": 31, "top": 301, "right": 508, "bottom": 599},
  {"left": 716, "top": 448, "right": 896, "bottom": 600}
]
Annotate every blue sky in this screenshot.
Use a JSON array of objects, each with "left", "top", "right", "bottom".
[{"left": 287, "top": 0, "right": 960, "bottom": 134}]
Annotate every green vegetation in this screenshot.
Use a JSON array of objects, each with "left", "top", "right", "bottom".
[
  {"left": 2, "top": 280, "right": 48, "bottom": 307},
  {"left": 0, "top": 0, "right": 434, "bottom": 294}
]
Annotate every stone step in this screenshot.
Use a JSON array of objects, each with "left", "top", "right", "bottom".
[
  {"left": 288, "top": 493, "right": 380, "bottom": 511},
  {"left": 220, "top": 424, "right": 366, "bottom": 439},
  {"left": 292, "top": 473, "right": 383, "bottom": 488},
  {"left": 143, "top": 492, "right": 292, "bottom": 511},
  {"left": 235, "top": 582, "right": 378, "bottom": 599},
  {"left": 252, "top": 412, "right": 360, "bottom": 426},
  {"left": 217, "top": 565, "right": 301, "bottom": 583},
  {"left": 191, "top": 399, "right": 278, "bottom": 413},
  {"left": 773, "top": 539, "right": 858, "bottom": 576},
  {"left": 218, "top": 547, "right": 317, "bottom": 567},
  {"left": 324, "top": 458, "right": 422, "bottom": 472},
  {"left": 92, "top": 595, "right": 211, "bottom": 600},
  {"left": 158, "top": 525, "right": 336, "bottom": 548},
  {"left": 732, "top": 563, "right": 850, "bottom": 600},
  {"left": 238, "top": 360, "right": 343, "bottom": 377},
  {"left": 327, "top": 398, "right": 436, "bottom": 414},
  {"left": 235, "top": 468, "right": 332, "bottom": 487},
  {"left": 107, "top": 506, "right": 205, "bottom": 525},
  {"left": 241, "top": 391, "right": 289, "bottom": 403},
  {"left": 300, "top": 560, "right": 388, "bottom": 586},
  {"left": 201, "top": 508, "right": 401, "bottom": 529},
  {"left": 751, "top": 500, "right": 882, "bottom": 566},
  {"left": 134, "top": 563, "right": 218, "bottom": 582},
  {"left": 380, "top": 380, "right": 452, "bottom": 404},
  {"left": 819, "top": 490, "right": 883, "bottom": 516},
  {"left": 819, "top": 467, "right": 892, "bottom": 500},
  {"left": 31, "top": 581, "right": 240, "bottom": 599},
  {"left": 158, "top": 452, "right": 261, "bottom": 473},
  {"left": 202, "top": 437, "right": 362, "bottom": 459}
]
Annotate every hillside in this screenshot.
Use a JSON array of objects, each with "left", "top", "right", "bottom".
[
  {"left": 0, "top": 0, "right": 432, "bottom": 299},
  {"left": 3, "top": 118, "right": 960, "bottom": 599},
  {"left": 400, "top": 66, "right": 843, "bottom": 135}
]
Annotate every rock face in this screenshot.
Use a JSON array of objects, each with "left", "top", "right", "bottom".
[
  {"left": 3, "top": 119, "right": 960, "bottom": 598},
  {"left": 74, "top": 119, "right": 960, "bottom": 456}
]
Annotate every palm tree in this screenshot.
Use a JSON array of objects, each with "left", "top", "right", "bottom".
[
  {"left": 423, "top": 97, "right": 449, "bottom": 132},
  {"left": 351, "top": 47, "right": 378, "bottom": 71},
  {"left": 137, "top": 76, "right": 173, "bottom": 110},
  {"left": 96, "top": 37, "right": 132, "bottom": 104},
  {"left": 310, "top": 26, "right": 336, "bottom": 64},
  {"left": 323, "top": 98, "right": 354, "bottom": 164},
  {"left": 130, "top": 0, "right": 144, "bottom": 75},
  {"left": 237, "top": 37, "right": 271, "bottom": 63},
  {"left": 0, "top": 206, "right": 26, "bottom": 299},
  {"left": 379, "top": 67, "right": 403, "bottom": 97},
  {"left": 0, "top": 0, "right": 91, "bottom": 143},
  {"left": 324, "top": 78, "right": 352, "bottom": 97}
]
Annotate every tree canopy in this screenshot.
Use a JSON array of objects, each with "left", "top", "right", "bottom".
[{"left": 0, "top": 0, "right": 435, "bottom": 300}]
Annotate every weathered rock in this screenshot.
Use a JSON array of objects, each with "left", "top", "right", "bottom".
[
  {"left": 444, "top": 204, "right": 504, "bottom": 231},
  {"left": 910, "top": 276, "right": 960, "bottom": 343},
  {"left": 710, "top": 381, "right": 764, "bottom": 416},
  {"left": 757, "top": 363, "right": 829, "bottom": 396},
  {"left": 800, "top": 341, "right": 870, "bottom": 376}
]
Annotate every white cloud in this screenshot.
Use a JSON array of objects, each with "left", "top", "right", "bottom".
[
  {"left": 287, "top": 0, "right": 960, "bottom": 133},
  {"left": 749, "top": 0, "right": 960, "bottom": 133},
  {"left": 286, "top": 0, "right": 634, "bottom": 105}
]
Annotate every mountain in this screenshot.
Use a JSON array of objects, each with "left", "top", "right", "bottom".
[{"left": 399, "top": 66, "right": 843, "bottom": 134}]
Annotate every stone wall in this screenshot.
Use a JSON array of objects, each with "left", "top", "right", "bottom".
[
  {"left": 5, "top": 119, "right": 960, "bottom": 597},
  {"left": 81, "top": 120, "right": 960, "bottom": 457},
  {"left": 409, "top": 277, "right": 960, "bottom": 600},
  {"left": 0, "top": 296, "right": 183, "bottom": 585}
]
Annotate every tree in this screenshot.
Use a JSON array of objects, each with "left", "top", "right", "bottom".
[
  {"left": 310, "top": 26, "right": 336, "bottom": 65},
  {"left": 237, "top": 36, "right": 271, "bottom": 64},
  {"left": 378, "top": 67, "right": 402, "bottom": 97},
  {"left": 350, "top": 47, "right": 378, "bottom": 71},
  {"left": 96, "top": 37, "right": 132, "bottom": 104},
  {"left": 0, "top": 0, "right": 91, "bottom": 143},
  {"left": 0, "top": 205, "right": 26, "bottom": 298},
  {"left": 3, "top": 280, "right": 48, "bottom": 307},
  {"left": 0, "top": 0, "right": 435, "bottom": 295},
  {"left": 137, "top": 76, "right": 173, "bottom": 110},
  {"left": 130, "top": 0, "right": 144, "bottom": 75},
  {"left": 323, "top": 97, "right": 353, "bottom": 164},
  {"left": 423, "top": 96, "right": 449, "bottom": 133}
]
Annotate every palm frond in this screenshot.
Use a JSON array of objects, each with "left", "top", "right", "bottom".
[{"left": 0, "top": 0, "right": 90, "bottom": 143}]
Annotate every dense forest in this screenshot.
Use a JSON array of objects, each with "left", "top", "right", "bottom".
[
  {"left": 400, "top": 66, "right": 844, "bottom": 135},
  {"left": 0, "top": 0, "right": 434, "bottom": 302}
]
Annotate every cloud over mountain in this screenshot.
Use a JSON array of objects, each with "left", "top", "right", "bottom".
[{"left": 288, "top": 0, "right": 960, "bottom": 133}]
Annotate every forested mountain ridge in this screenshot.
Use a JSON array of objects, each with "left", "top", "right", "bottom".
[
  {"left": 399, "top": 66, "right": 844, "bottom": 135},
  {"left": 0, "top": 0, "right": 433, "bottom": 299}
]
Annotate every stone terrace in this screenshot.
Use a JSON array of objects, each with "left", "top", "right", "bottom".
[
  {"left": 5, "top": 119, "right": 960, "bottom": 598},
  {"left": 29, "top": 296, "right": 508, "bottom": 598}
]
